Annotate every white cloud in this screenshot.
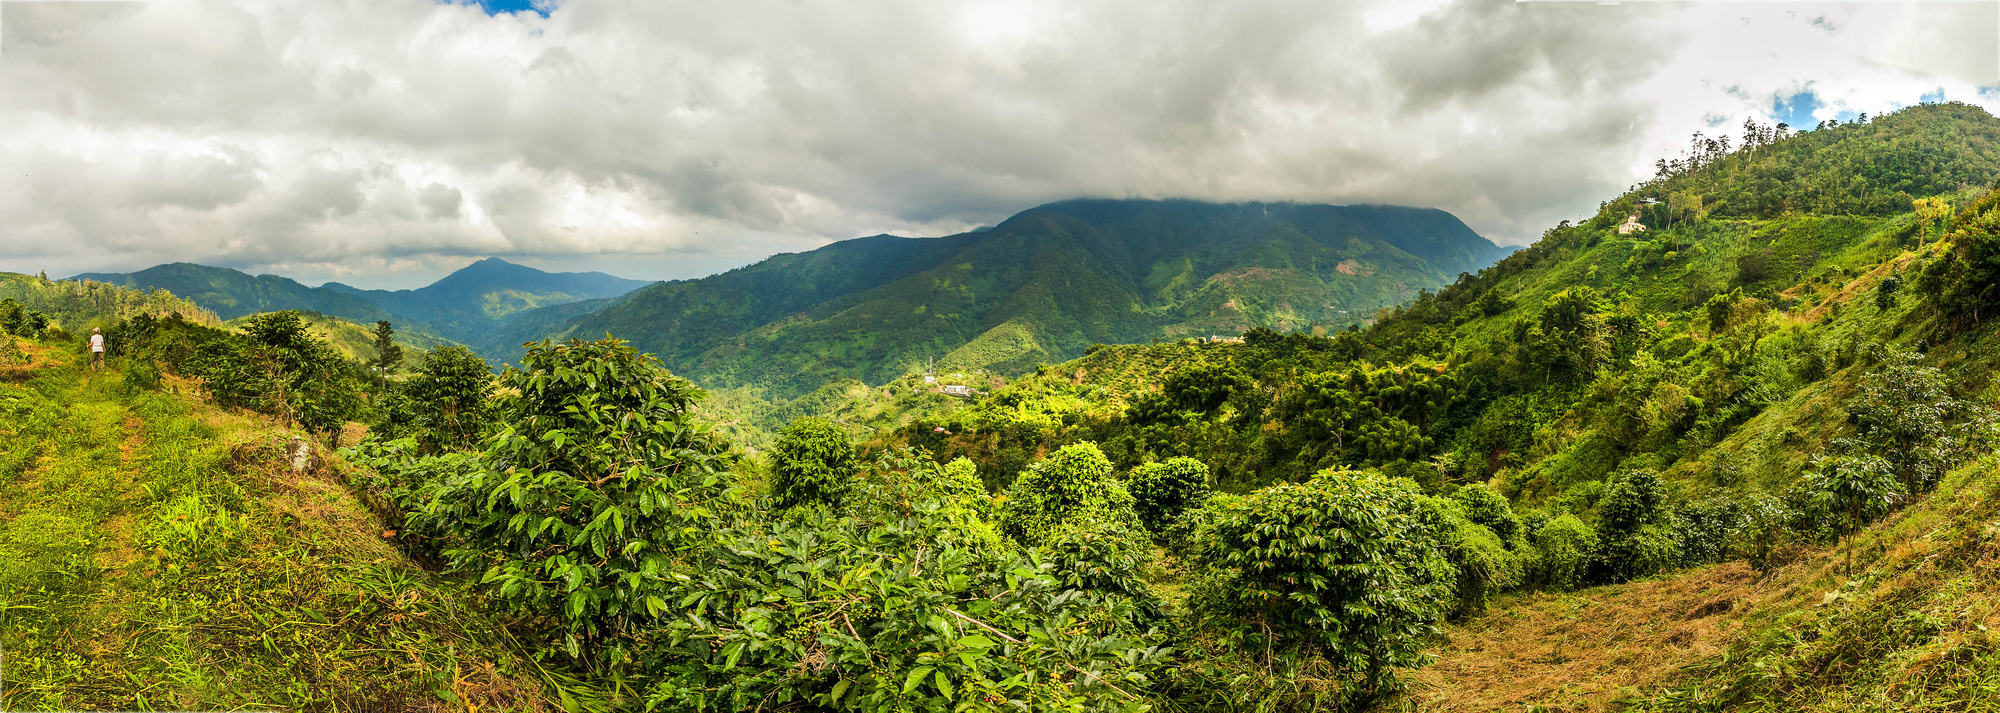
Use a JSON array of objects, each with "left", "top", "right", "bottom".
[{"left": 0, "top": 0, "right": 1990, "bottom": 288}]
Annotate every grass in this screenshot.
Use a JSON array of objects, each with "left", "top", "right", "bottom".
[{"left": 0, "top": 342, "right": 570, "bottom": 711}]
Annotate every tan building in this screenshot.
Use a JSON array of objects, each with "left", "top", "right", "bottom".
[{"left": 1617, "top": 213, "right": 1648, "bottom": 235}]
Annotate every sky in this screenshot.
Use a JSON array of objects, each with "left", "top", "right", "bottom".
[{"left": 0, "top": 0, "right": 1995, "bottom": 289}]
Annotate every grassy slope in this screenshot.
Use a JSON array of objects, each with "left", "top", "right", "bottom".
[{"left": 0, "top": 345, "right": 569, "bottom": 710}]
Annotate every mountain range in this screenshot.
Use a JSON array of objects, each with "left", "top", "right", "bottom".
[
  {"left": 71, "top": 258, "right": 653, "bottom": 358},
  {"left": 555, "top": 199, "right": 1511, "bottom": 399}
]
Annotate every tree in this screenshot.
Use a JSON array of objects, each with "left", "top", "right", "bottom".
[
  {"left": 1835, "top": 351, "right": 1994, "bottom": 497},
  {"left": 769, "top": 417, "right": 860, "bottom": 511},
  {"left": 243, "top": 311, "right": 364, "bottom": 442},
  {"left": 378, "top": 345, "right": 492, "bottom": 453},
  {"left": 1705, "top": 288, "right": 1743, "bottom": 334},
  {"left": 372, "top": 320, "right": 404, "bottom": 373},
  {"left": 0, "top": 298, "right": 22, "bottom": 335},
  {"left": 1807, "top": 455, "right": 1901, "bottom": 573},
  {"left": 1913, "top": 197, "right": 1952, "bottom": 244},
  {"left": 1875, "top": 274, "right": 1902, "bottom": 311},
  {"left": 1196, "top": 468, "right": 1454, "bottom": 701},
  {"left": 1536, "top": 287, "right": 1610, "bottom": 379}
]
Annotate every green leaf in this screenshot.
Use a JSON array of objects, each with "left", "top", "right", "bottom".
[{"left": 903, "top": 666, "right": 934, "bottom": 694}]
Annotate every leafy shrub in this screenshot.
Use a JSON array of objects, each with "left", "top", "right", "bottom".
[
  {"left": 1807, "top": 453, "right": 1903, "bottom": 572},
  {"left": 851, "top": 448, "right": 1004, "bottom": 559},
  {"left": 1194, "top": 468, "right": 1454, "bottom": 701},
  {"left": 375, "top": 345, "right": 492, "bottom": 453},
  {"left": 120, "top": 359, "right": 161, "bottom": 394},
  {"left": 1127, "top": 456, "right": 1211, "bottom": 536},
  {"left": 241, "top": 312, "right": 366, "bottom": 439},
  {"left": 1595, "top": 469, "right": 1675, "bottom": 583},
  {"left": 937, "top": 456, "right": 985, "bottom": 501},
  {"left": 998, "top": 442, "right": 1137, "bottom": 547},
  {"left": 1162, "top": 492, "right": 1240, "bottom": 561},
  {"left": 1423, "top": 497, "right": 1525, "bottom": 618},
  {"left": 1039, "top": 514, "right": 1158, "bottom": 606},
  {"left": 406, "top": 338, "right": 736, "bottom": 666},
  {"left": 1530, "top": 514, "right": 1598, "bottom": 592},
  {"left": 1669, "top": 498, "right": 1745, "bottom": 569},
  {"left": 1841, "top": 351, "right": 1993, "bottom": 495},
  {"left": 1452, "top": 483, "right": 1520, "bottom": 542},
  {"left": 769, "top": 417, "right": 861, "bottom": 511}
]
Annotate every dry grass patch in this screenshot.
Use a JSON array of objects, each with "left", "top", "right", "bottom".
[{"left": 1403, "top": 563, "right": 1773, "bottom": 712}]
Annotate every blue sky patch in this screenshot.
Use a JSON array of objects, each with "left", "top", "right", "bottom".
[
  {"left": 1921, "top": 88, "right": 1947, "bottom": 104},
  {"left": 1772, "top": 90, "right": 1822, "bottom": 129},
  {"left": 467, "top": 0, "right": 551, "bottom": 17}
]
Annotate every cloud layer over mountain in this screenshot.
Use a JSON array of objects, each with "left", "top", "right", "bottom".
[{"left": 1, "top": 0, "right": 1991, "bottom": 287}]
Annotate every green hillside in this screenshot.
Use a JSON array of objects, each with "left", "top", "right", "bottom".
[
  {"left": 0, "top": 272, "right": 219, "bottom": 332},
  {"left": 570, "top": 200, "right": 1510, "bottom": 400},
  {"left": 854, "top": 101, "right": 2000, "bottom": 709}
]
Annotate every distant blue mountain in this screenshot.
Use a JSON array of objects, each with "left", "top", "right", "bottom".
[{"left": 72, "top": 257, "right": 653, "bottom": 357}]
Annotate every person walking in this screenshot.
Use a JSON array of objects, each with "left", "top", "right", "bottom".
[{"left": 89, "top": 327, "right": 106, "bottom": 371}]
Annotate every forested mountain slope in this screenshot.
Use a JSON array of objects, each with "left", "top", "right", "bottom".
[{"left": 569, "top": 199, "right": 1510, "bottom": 399}]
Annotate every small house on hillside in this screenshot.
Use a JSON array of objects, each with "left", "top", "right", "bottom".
[
  {"left": 1617, "top": 213, "right": 1648, "bottom": 235},
  {"left": 940, "top": 384, "right": 975, "bottom": 397}
]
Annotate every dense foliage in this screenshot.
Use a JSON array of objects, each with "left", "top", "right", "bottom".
[{"left": 768, "top": 416, "right": 862, "bottom": 510}]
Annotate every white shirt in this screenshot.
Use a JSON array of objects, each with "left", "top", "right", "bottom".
[{"left": 90, "top": 334, "right": 104, "bottom": 352}]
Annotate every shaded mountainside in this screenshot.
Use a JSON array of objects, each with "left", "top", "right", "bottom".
[{"left": 568, "top": 199, "right": 1511, "bottom": 399}]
